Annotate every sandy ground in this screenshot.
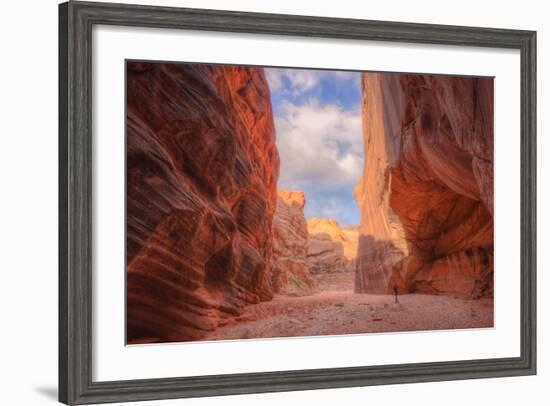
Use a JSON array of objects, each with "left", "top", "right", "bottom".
[{"left": 202, "top": 272, "right": 494, "bottom": 341}]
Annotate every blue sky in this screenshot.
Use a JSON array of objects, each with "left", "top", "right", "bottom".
[{"left": 265, "top": 68, "right": 363, "bottom": 226}]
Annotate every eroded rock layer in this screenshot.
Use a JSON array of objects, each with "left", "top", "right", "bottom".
[
  {"left": 355, "top": 73, "right": 493, "bottom": 297},
  {"left": 126, "top": 62, "right": 280, "bottom": 343},
  {"left": 307, "top": 218, "right": 359, "bottom": 274},
  {"left": 272, "top": 190, "right": 314, "bottom": 295}
]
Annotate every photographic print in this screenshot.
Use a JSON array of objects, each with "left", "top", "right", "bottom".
[{"left": 126, "top": 61, "right": 494, "bottom": 345}]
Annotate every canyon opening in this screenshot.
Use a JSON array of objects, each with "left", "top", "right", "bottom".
[{"left": 126, "top": 61, "right": 494, "bottom": 344}]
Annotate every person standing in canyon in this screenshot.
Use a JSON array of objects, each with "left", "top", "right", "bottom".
[{"left": 392, "top": 283, "right": 399, "bottom": 304}]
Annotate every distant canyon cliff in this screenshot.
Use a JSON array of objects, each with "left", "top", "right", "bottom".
[
  {"left": 307, "top": 218, "right": 358, "bottom": 274},
  {"left": 272, "top": 190, "right": 358, "bottom": 293},
  {"left": 126, "top": 63, "right": 279, "bottom": 343},
  {"left": 354, "top": 73, "right": 494, "bottom": 298},
  {"left": 272, "top": 190, "right": 314, "bottom": 295}
]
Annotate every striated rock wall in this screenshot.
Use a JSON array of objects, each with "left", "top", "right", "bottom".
[
  {"left": 355, "top": 72, "right": 493, "bottom": 297},
  {"left": 126, "top": 62, "right": 280, "bottom": 343},
  {"left": 272, "top": 190, "right": 314, "bottom": 295},
  {"left": 307, "top": 218, "right": 359, "bottom": 274}
]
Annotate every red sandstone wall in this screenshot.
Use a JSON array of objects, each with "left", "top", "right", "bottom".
[
  {"left": 355, "top": 73, "right": 493, "bottom": 297},
  {"left": 126, "top": 62, "right": 280, "bottom": 343}
]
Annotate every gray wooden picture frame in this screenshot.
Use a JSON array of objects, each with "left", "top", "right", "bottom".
[{"left": 59, "top": 1, "right": 537, "bottom": 404}]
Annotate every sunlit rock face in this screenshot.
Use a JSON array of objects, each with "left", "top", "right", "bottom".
[
  {"left": 126, "top": 62, "right": 280, "bottom": 343},
  {"left": 307, "top": 218, "right": 359, "bottom": 274},
  {"left": 272, "top": 190, "right": 315, "bottom": 295},
  {"left": 355, "top": 72, "right": 493, "bottom": 297}
]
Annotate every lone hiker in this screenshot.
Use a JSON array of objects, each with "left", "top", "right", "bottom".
[{"left": 392, "top": 283, "right": 399, "bottom": 304}]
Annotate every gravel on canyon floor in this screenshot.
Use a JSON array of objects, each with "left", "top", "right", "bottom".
[{"left": 201, "top": 273, "right": 494, "bottom": 341}]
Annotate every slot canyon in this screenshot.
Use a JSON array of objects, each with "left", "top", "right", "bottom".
[{"left": 126, "top": 63, "right": 494, "bottom": 344}]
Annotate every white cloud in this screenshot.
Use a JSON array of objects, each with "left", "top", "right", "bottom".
[
  {"left": 265, "top": 68, "right": 359, "bottom": 96},
  {"left": 264, "top": 69, "right": 284, "bottom": 92},
  {"left": 274, "top": 99, "right": 363, "bottom": 189},
  {"left": 317, "top": 197, "right": 346, "bottom": 219},
  {"left": 265, "top": 69, "right": 320, "bottom": 95},
  {"left": 304, "top": 194, "right": 359, "bottom": 226}
]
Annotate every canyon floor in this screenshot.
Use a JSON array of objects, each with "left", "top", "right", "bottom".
[{"left": 202, "top": 272, "right": 494, "bottom": 341}]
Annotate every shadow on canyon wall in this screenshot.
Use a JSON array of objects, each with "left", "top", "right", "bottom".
[
  {"left": 354, "top": 235, "right": 403, "bottom": 294},
  {"left": 307, "top": 232, "right": 346, "bottom": 273},
  {"left": 354, "top": 234, "right": 494, "bottom": 298}
]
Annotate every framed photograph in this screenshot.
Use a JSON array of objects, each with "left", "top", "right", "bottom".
[{"left": 59, "top": 1, "right": 536, "bottom": 404}]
